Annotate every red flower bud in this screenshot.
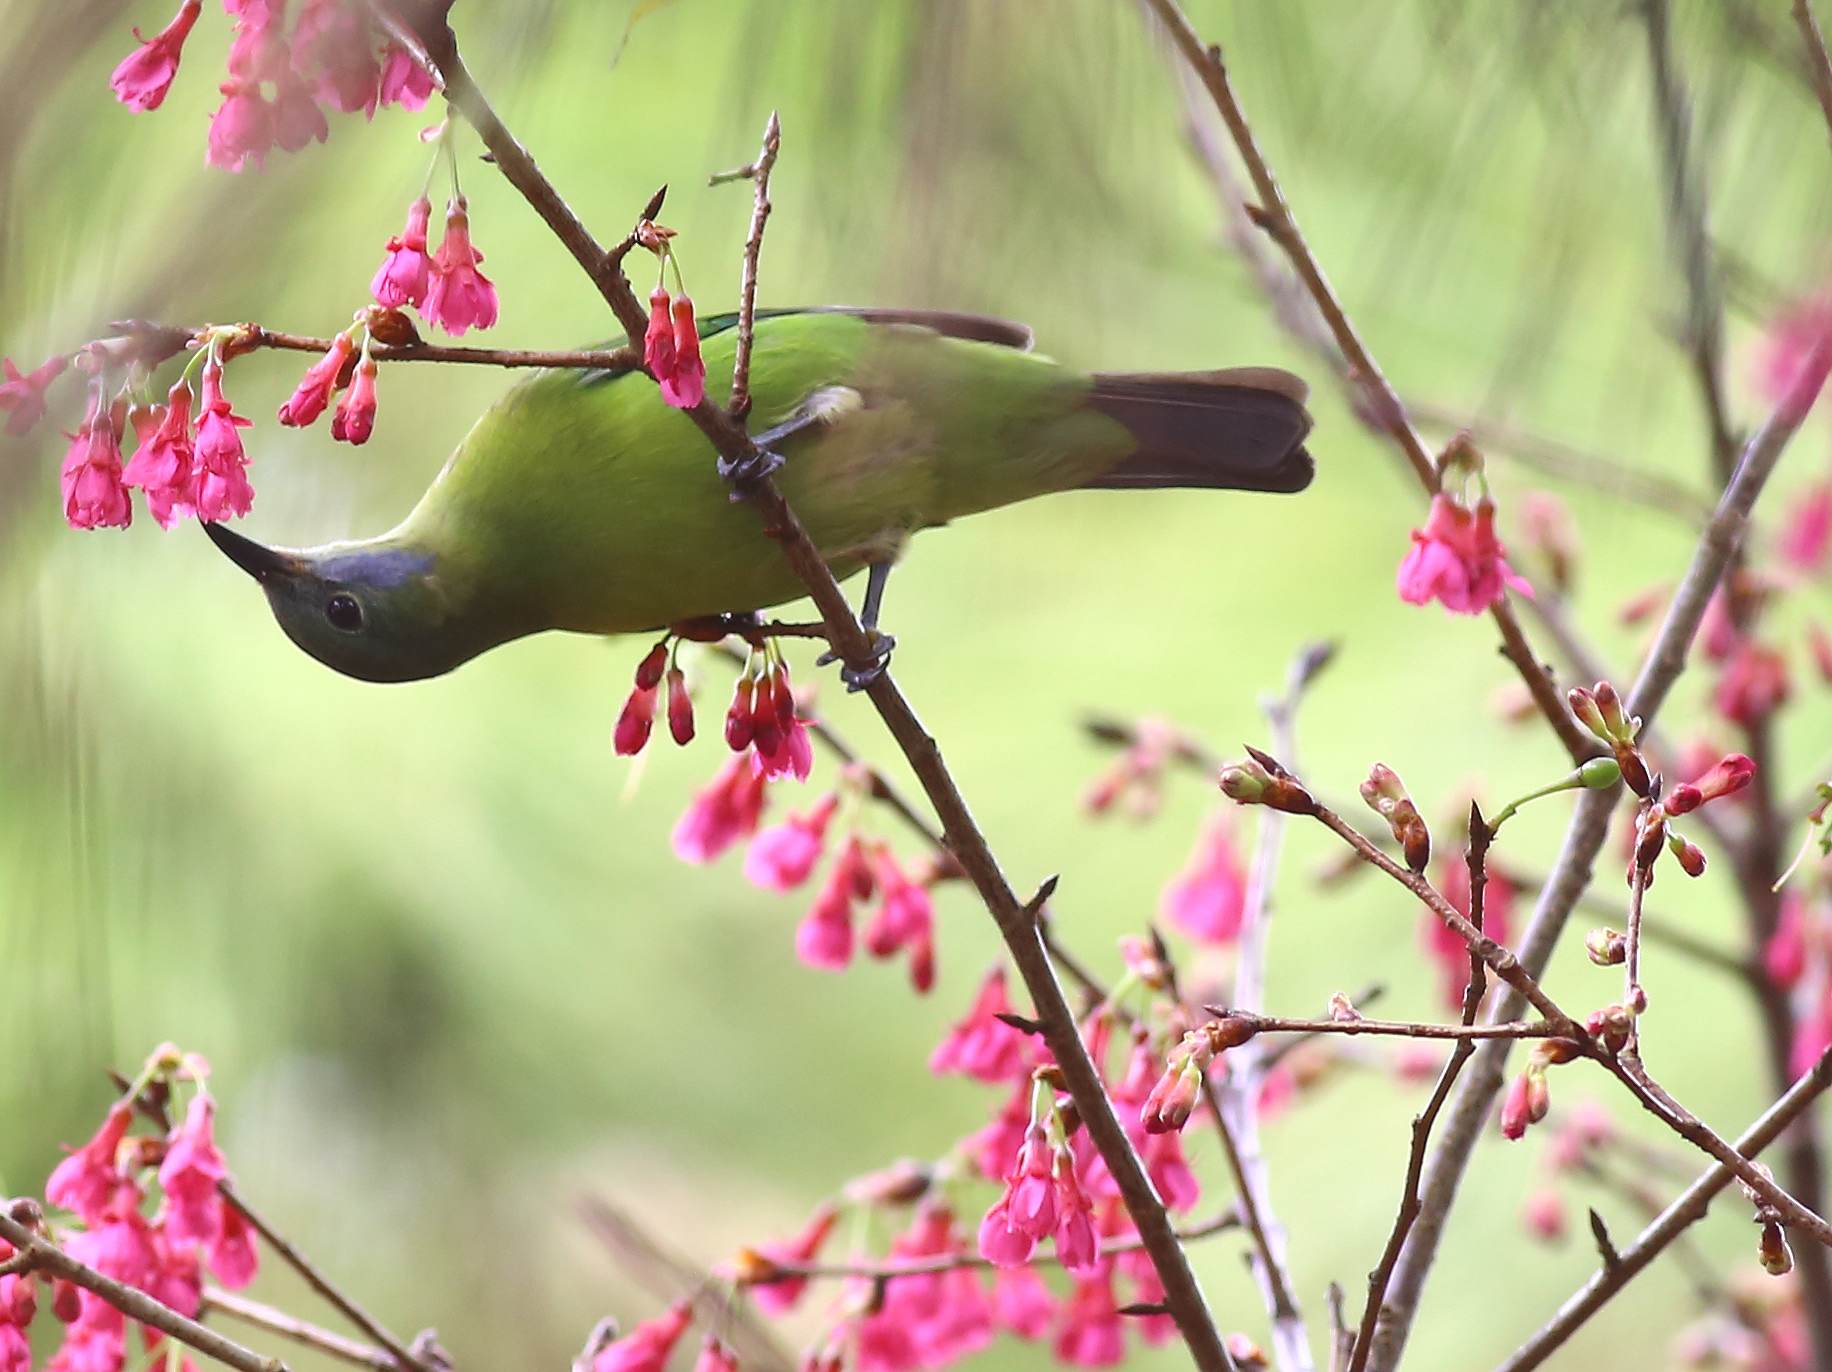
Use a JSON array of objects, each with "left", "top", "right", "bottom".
[
  {"left": 1665, "top": 753, "right": 1755, "bottom": 815},
  {"left": 614, "top": 685, "right": 657, "bottom": 756},
  {"left": 666, "top": 667, "right": 694, "bottom": 745},
  {"left": 634, "top": 641, "right": 668, "bottom": 691},
  {"left": 725, "top": 676, "right": 755, "bottom": 751}
]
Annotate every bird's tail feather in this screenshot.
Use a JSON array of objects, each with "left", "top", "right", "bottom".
[{"left": 1083, "top": 367, "right": 1314, "bottom": 494}]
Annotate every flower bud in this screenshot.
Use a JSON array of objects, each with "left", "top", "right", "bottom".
[
  {"left": 725, "top": 675, "right": 755, "bottom": 751},
  {"left": 1359, "top": 763, "right": 1431, "bottom": 872},
  {"left": 1500, "top": 1070, "right": 1536, "bottom": 1140},
  {"left": 666, "top": 667, "right": 694, "bottom": 746},
  {"left": 634, "top": 641, "right": 668, "bottom": 691},
  {"left": 1327, "top": 992, "right": 1362, "bottom": 1022},
  {"left": 1614, "top": 743, "right": 1654, "bottom": 799},
  {"left": 1667, "top": 832, "right": 1707, "bottom": 878},
  {"left": 1578, "top": 756, "right": 1622, "bottom": 790},
  {"left": 1593, "top": 681, "right": 1633, "bottom": 741},
  {"left": 1585, "top": 1004, "right": 1634, "bottom": 1055},
  {"left": 1521, "top": 1188, "right": 1566, "bottom": 1244},
  {"left": 1585, "top": 927, "right": 1627, "bottom": 966},
  {"left": 1533, "top": 1037, "right": 1583, "bottom": 1067},
  {"left": 1219, "top": 759, "right": 1270, "bottom": 804},
  {"left": 1759, "top": 1218, "right": 1794, "bottom": 1276},
  {"left": 1666, "top": 753, "right": 1756, "bottom": 815},
  {"left": 1141, "top": 1056, "right": 1204, "bottom": 1136},
  {"left": 1568, "top": 686, "right": 1608, "bottom": 740},
  {"left": 1632, "top": 808, "right": 1668, "bottom": 876},
  {"left": 613, "top": 685, "right": 657, "bottom": 756}
]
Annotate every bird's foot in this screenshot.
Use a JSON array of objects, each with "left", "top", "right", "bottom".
[
  {"left": 817, "top": 631, "right": 897, "bottom": 692},
  {"left": 718, "top": 445, "right": 785, "bottom": 501}
]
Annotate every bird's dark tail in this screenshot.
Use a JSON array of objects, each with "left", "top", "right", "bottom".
[{"left": 1083, "top": 367, "right": 1314, "bottom": 494}]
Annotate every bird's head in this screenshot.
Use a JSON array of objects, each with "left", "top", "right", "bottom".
[{"left": 205, "top": 521, "right": 504, "bottom": 683}]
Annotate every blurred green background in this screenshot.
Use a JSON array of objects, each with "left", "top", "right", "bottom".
[{"left": 3, "top": 1, "right": 1831, "bottom": 1368}]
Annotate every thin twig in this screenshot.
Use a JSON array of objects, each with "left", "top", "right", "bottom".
[
  {"left": 1138, "top": 0, "right": 1600, "bottom": 767},
  {"left": 113, "top": 320, "right": 638, "bottom": 374},
  {"left": 751, "top": 1210, "right": 1240, "bottom": 1284},
  {"left": 726, "top": 110, "right": 780, "bottom": 420},
  {"left": 0, "top": 1210, "right": 285, "bottom": 1372},
  {"left": 217, "top": 1186, "right": 427, "bottom": 1372},
  {"left": 1218, "top": 1013, "right": 1558, "bottom": 1043},
  {"left": 1494, "top": 1048, "right": 1832, "bottom": 1372},
  {"left": 392, "top": 15, "right": 1240, "bottom": 1365},
  {"left": 201, "top": 1289, "right": 396, "bottom": 1372},
  {"left": 1624, "top": 837, "right": 1651, "bottom": 1019},
  {"left": 1345, "top": 806, "right": 1493, "bottom": 1372}
]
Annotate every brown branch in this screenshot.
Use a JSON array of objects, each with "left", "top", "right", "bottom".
[
  {"left": 1366, "top": 334, "right": 1832, "bottom": 1369},
  {"left": 201, "top": 1289, "right": 396, "bottom": 1372},
  {"left": 1624, "top": 837, "right": 1651, "bottom": 1019},
  {"left": 751, "top": 1209, "right": 1240, "bottom": 1284},
  {"left": 0, "top": 1209, "right": 286, "bottom": 1372},
  {"left": 1216, "top": 1013, "right": 1557, "bottom": 1043},
  {"left": 217, "top": 1186, "right": 428, "bottom": 1372},
  {"left": 114, "top": 320, "right": 638, "bottom": 373},
  {"left": 1795, "top": 0, "right": 1832, "bottom": 143},
  {"left": 1345, "top": 806, "right": 1493, "bottom": 1372},
  {"left": 397, "top": 14, "right": 1239, "bottom": 1368},
  {"left": 1139, "top": 0, "right": 1600, "bottom": 768},
  {"left": 1494, "top": 1048, "right": 1832, "bottom": 1372},
  {"left": 726, "top": 110, "right": 780, "bottom": 420}
]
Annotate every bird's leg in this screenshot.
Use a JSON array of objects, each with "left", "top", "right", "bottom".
[
  {"left": 817, "top": 560, "right": 896, "bottom": 692},
  {"left": 721, "top": 386, "right": 863, "bottom": 503}
]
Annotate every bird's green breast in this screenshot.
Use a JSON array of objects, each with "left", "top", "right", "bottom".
[{"left": 398, "top": 312, "right": 1132, "bottom": 635}]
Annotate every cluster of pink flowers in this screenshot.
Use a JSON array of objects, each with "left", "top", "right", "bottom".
[
  {"left": 277, "top": 326, "right": 381, "bottom": 442},
  {"left": 9, "top": 1049, "right": 259, "bottom": 1372},
  {"left": 62, "top": 351, "right": 256, "bottom": 532},
  {"left": 368, "top": 194, "right": 499, "bottom": 337},
  {"left": 108, "top": 0, "right": 441, "bottom": 171}
]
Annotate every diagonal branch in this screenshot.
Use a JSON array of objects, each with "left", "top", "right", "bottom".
[{"left": 1137, "top": 0, "right": 1600, "bottom": 768}]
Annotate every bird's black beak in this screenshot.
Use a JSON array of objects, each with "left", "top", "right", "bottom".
[{"left": 203, "top": 521, "right": 303, "bottom": 584}]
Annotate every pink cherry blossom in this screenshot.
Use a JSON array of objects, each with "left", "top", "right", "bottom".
[
  {"left": 1780, "top": 480, "right": 1832, "bottom": 574},
  {"left": 192, "top": 360, "right": 255, "bottom": 522},
  {"left": 1160, "top": 813, "right": 1247, "bottom": 943},
  {"left": 1053, "top": 1266, "right": 1126, "bottom": 1368},
  {"left": 424, "top": 198, "right": 498, "bottom": 336},
  {"left": 207, "top": 80, "right": 274, "bottom": 172},
  {"left": 371, "top": 197, "right": 435, "bottom": 309},
  {"left": 329, "top": 354, "right": 379, "bottom": 445},
  {"left": 109, "top": 0, "right": 202, "bottom": 111},
  {"left": 46, "top": 1103, "right": 133, "bottom": 1221},
  {"left": 158, "top": 1094, "right": 227, "bottom": 1248},
  {"left": 643, "top": 288, "right": 676, "bottom": 380},
  {"left": 660, "top": 295, "right": 706, "bottom": 410},
  {"left": 123, "top": 381, "right": 197, "bottom": 529},
  {"left": 929, "top": 967, "right": 1029, "bottom": 1082},
  {"left": 672, "top": 756, "right": 769, "bottom": 864},
  {"left": 1396, "top": 494, "right": 1531, "bottom": 614},
  {"left": 379, "top": 44, "right": 437, "bottom": 109},
  {"left": 748, "top": 1205, "right": 838, "bottom": 1316},
  {"left": 992, "top": 1265, "right": 1055, "bottom": 1339},
  {"left": 208, "top": 1203, "right": 259, "bottom": 1290},
  {"left": 0, "top": 353, "right": 68, "bottom": 436},
  {"left": 591, "top": 1302, "right": 692, "bottom": 1372},
  {"left": 278, "top": 332, "right": 355, "bottom": 428},
  {"left": 61, "top": 396, "right": 132, "bottom": 531},
  {"left": 1715, "top": 641, "right": 1790, "bottom": 727},
  {"left": 743, "top": 794, "right": 838, "bottom": 891}
]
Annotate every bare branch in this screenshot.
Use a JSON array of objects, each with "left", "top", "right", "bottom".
[
  {"left": 201, "top": 1289, "right": 396, "bottom": 1372},
  {"left": 726, "top": 110, "right": 781, "bottom": 420},
  {"left": 1794, "top": 0, "right": 1832, "bottom": 143}
]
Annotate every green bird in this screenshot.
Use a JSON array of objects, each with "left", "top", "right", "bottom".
[{"left": 206, "top": 308, "right": 1314, "bottom": 683}]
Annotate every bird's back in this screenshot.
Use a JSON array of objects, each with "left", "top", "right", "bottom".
[{"left": 400, "top": 311, "right": 1129, "bottom": 635}]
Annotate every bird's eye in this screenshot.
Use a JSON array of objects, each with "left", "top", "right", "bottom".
[{"left": 325, "top": 593, "right": 364, "bottom": 633}]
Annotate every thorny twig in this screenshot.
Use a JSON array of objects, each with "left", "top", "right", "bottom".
[{"left": 386, "top": 14, "right": 1241, "bottom": 1365}]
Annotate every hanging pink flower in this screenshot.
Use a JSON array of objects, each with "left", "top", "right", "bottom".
[
  {"left": 46, "top": 1103, "right": 133, "bottom": 1221},
  {"left": 1396, "top": 494, "right": 1531, "bottom": 614},
  {"left": 929, "top": 967, "right": 1030, "bottom": 1082},
  {"left": 0, "top": 353, "right": 68, "bottom": 435},
  {"left": 1053, "top": 1266, "right": 1126, "bottom": 1368},
  {"left": 60, "top": 396, "right": 132, "bottom": 530},
  {"left": 379, "top": 44, "right": 437, "bottom": 109},
  {"left": 192, "top": 359, "right": 255, "bottom": 522},
  {"left": 329, "top": 353, "right": 379, "bottom": 445},
  {"left": 1715, "top": 641, "right": 1790, "bottom": 727},
  {"left": 371, "top": 197, "right": 435, "bottom": 309},
  {"left": 643, "top": 287, "right": 677, "bottom": 379},
  {"left": 278, "top": 332, "right": 356, "bottom": 428},
  {"left": 1160, "top": 813, "right": 1248, "bottom": 943},
  {"left": 977, "top": 1120, "right": 1058, "bottom": 1266},
  {"left": 592, "top": 1302, "right": 693, "bottom": 1372},
  {"left": 743, "top": 793, "right": 839, "bottom": 891},
  {"left": 747, "top": 1205, "right": 838, "bottom": 1316},
  {"left": 208, "top": 1203, "right": 259, "bottom": 1290},
  {"left": 672, "top": 756, "right": 769, "bottom": 864},
  {"left": 158, "top": 1094, "right": 228, "bottom": 1247},
  {"left": 793, "top": 836, "right": 873, "bottom": 971},
  {"left": 207, "top": 80, "right": 275, "bottom": 172},
  {"left": 272, "top": 72, "right": 331, "bottom": 152},
  {"left": 992, "top": 1265, "right": 1056, "bottom": 1340},
  {"left": 863, "top": 847, "right": 936, "bottom": 992},
  {"left": 661, "top": 295, "right": 706, "bottom": 410},
  {"left": 424, "top": 197, "right": 498, "bottom": 336},
  {"left": 109, "top": 0, "right": 202, "bottom": 111},
  {"left": 123, "top": 381, "right": 197, "bottom": 529}
]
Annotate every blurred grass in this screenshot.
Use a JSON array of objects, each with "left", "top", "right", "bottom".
[{"left": 2, "top": 2, "right": 1831, "bottom": 1369}]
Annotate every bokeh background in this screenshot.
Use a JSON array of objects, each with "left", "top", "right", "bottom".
[{"left": 3, "top": 2, "right": 1831, "bottom": 1368}]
